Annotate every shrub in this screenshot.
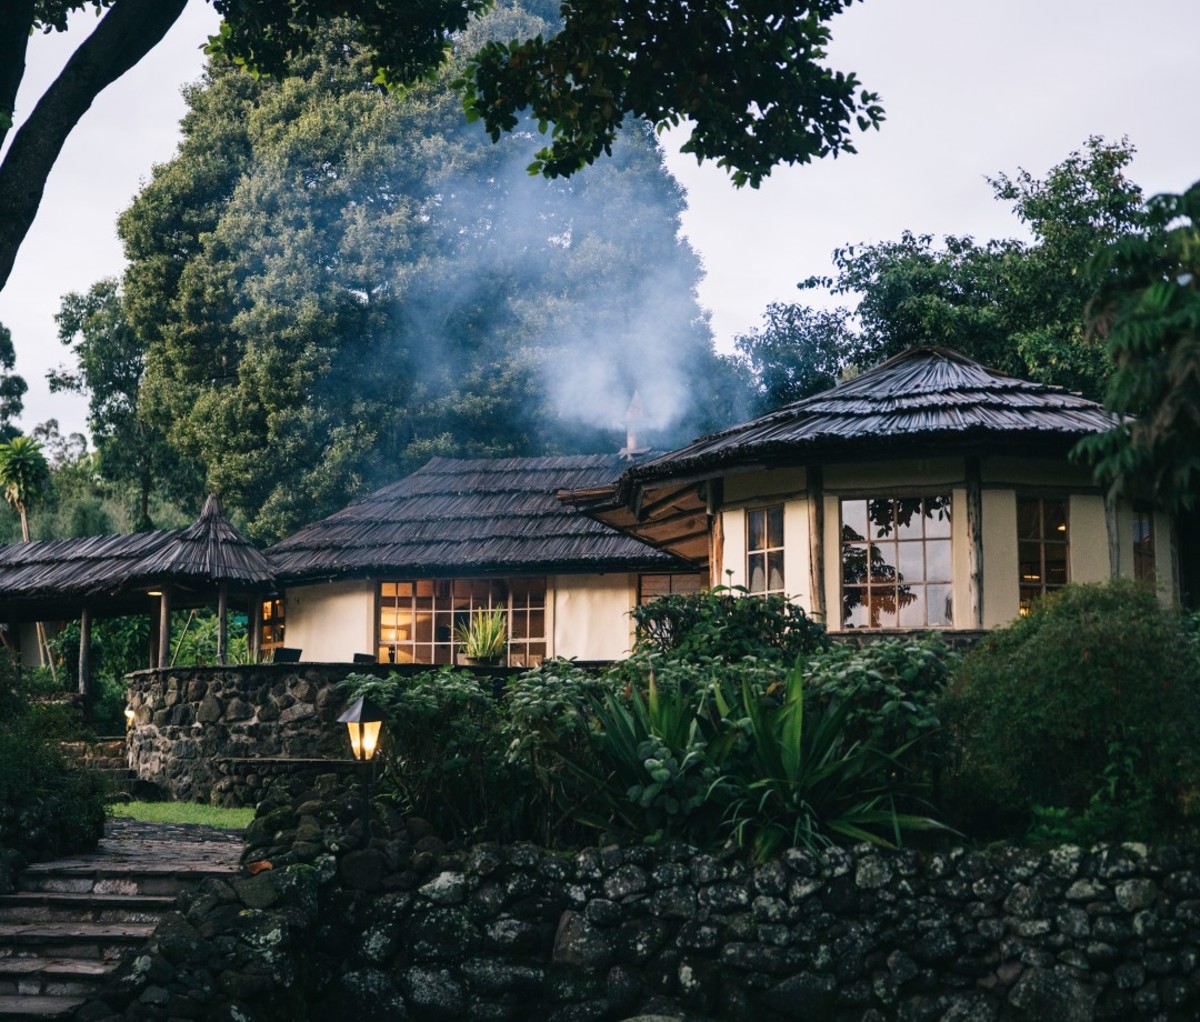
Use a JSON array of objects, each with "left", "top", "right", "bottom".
[
  {"left": 941, "top": 580, "right": 1200, "bottom": 841},
  {"left": 340, "top": 669, "right": 528, "bottom": 841},
  {"left": 631, "top": 585, "right": 829, "bottom": 662}
]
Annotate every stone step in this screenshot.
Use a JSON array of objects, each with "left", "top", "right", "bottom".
[
  {"left": 0, "top": 956, "right": 119, "bottom": 997},
  {"left": 0, "top": 892, "right": 176, "bottom": 925},
  {"left": 0, "top": 993, "right": 87, "bottom": 1018},
  {"left": 0, "top": 922, "right": 156, "bottom": 960},
  {"left": 19, "top": 865, "right": 234, "bottom": 899}
]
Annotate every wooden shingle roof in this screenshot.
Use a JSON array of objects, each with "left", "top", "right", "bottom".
[
  {"left": 632, "top": 346, "right": 1117, "bottom": 480},
  {"left": 266, "top": 455, "right": 687, "bottom": 585},
  {"left": 0, "top": 496, "right": 273, "bottom": 621}
]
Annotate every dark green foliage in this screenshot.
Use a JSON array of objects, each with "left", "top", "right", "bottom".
[
  {"left": 0, "top": 662, "right": 106, "bottom": 861},
  {"left": 340, "top": 669, "right": 529, "bottom": 841},
  {"left": 1075, "top": 179, "right": 1200, "bottom": 510},
  {"left": 941, "top": 580, "right": 1200, "bottom": 842},
  {"left": 738, "top": 137, "right": 1146, "bottom": 411},
  {"left": 630, "top": 585, "right": 829, "bottom": 662}
]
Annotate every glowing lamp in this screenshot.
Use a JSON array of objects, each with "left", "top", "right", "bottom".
[{"left": 337, "top": 696, "right": 386, "bottom": 761}]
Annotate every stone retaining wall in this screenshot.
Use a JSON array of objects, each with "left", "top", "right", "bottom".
[
  {"left": 125, "top": 664, "right": 398, "bottom": 803},
  {"left": 89, "top": 774, "right": 1200, "bottom": 1022}
]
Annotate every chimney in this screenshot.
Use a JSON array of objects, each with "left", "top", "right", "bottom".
[{"left": 619, "top": 391, "right": 649, "bottom": 460}]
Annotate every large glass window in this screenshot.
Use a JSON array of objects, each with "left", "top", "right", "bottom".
[
  {"left": 1133, "top": 510, "right": 1155, "bottom": 585},
  {"left": 1018, "top": 497, "right": 1069, "bottom": 613},
  {"left": 747, "top": 506, "right": 785, "bottom": 595},
  {"left": 841, "top": 496, "right": 953, "bottom": 629},
  {"left": 377, "top": 578, "right": 547, "bottom": 667}
]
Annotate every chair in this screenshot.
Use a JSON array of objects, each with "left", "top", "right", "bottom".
[
  {"left": 272, "top": 647, "right": 302, "bottom": 663},
  {"left": 352, "top": 653, "right": 377, "bottom": 664}
]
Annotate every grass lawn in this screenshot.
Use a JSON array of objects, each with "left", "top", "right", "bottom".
[{"left": 109, "top": 801, "right": 255, "bottom": 830}]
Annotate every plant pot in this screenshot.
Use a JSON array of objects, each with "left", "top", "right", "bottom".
[{"left": 459, "top": 655, "right": 503, "bottom": 668}]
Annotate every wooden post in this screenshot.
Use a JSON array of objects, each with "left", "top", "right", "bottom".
[
  {"left": 806, "top": 466, "right": 826, "bottom": 624},
  {"left": 157, "top": 588, "right": 171, "bottom": 669},
  {"left": 966, "top": 457, "right": 984, "bottom": 630},
  {"left": 217, "top": 582, "right": 229, "bottom": 665},
  {"left": 78, "top": 606, "right": 92, "bottom": 701},
  {"left": 249, "top": 597, "right": 263, "bottom": 663},
  {"left": 1104, "top": 487, "right": 1121, "bottom": 579}
]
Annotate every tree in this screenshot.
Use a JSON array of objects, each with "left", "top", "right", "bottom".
[
  {"left": 735, "top": 304, "right": 855, "bottom": 412},
  {"left": 1076, "top": 180, "right": 1200, "bottom": 509},
  {"left": 0, "top": 0, "right": 880, "bottom": 294},
  {"left": 742, "top": 137, "right": 1147, "bottom": 410},
  {"left": 0, "top": 435, "right": 52, "bottom": 668},
  {"left": 51, "top": 277, "right": 182, "bottom": 529},
  {"left": 120, "top": 11, "right": 741, "bottom": 541},
  {"left": 0, "top": 324, "right": 28, "bottom": 441}
]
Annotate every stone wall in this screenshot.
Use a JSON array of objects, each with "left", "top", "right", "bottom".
[
  {"left": 125, "top": 664, "right": 397, "bottom": 803},
  {"left": 87, "top": 774, "right": 1200, "bottom": 1022}
]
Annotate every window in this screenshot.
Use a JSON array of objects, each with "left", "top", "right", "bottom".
[
  {"left": 377, "top": 578, "right": 547, "bottom": 667},
  {"left": 1133, "top": 510, "right": 1155, "bottom": 584},
  {"left": 260, "top": 598, "right": 285, "bottom": 653},
  {"left": 1018, "top": 497, "right": 1069, "bottom": 613},
  {"left": 841, "top": 496, "right": 953, "bottom": 629},
  {"left": 638, "top": 572, "right": 705, "bottom": 604},
  {"left": 747, "top": 506, "right": 785, "bottom": 595}
]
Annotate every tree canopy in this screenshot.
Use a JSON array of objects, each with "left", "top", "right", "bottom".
[
  {"left": 119, "top": 10, "right": 742, "bottom": 541},
  {"left": 1077, "top": 179, "right": 1200, "bottom": 509},
  {"left": 736, "top": 137, "right": 1146, "bottom": 411},
  {"left": 0, "top": 0, "right": 880, "bottom": 293}
]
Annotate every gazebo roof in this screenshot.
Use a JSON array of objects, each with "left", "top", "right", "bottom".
[{"left": 0, "top": 496, "right": 273, "bottom": 622}]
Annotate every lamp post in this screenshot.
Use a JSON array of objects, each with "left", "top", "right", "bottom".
[{"left": 337, "top": 696, "right": 386, "bottom": 844}]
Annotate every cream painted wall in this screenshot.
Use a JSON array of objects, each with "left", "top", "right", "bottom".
[
  {"left": 1069, "top": 495, "right": 1110, "bottom": 584},
  {"left": 984, "top": 457, "right": 1094, "bottom": 488},
  {"left": 950, "top": 488, "right": 970, "bottom": 629},
  {"left": 783, "top": 498, "right": 810, "bottom": 606},
  {"left": 981, "top": 490, "right": 1019, "bottom": 627},
  {"left": 284, "top": 580, "right": 376, "bottom": 662},
  {"left": 1155, "top": 511, "right": 1177, "bottom": 607},
  {"left": 724, "top": 468, "right": 806, "bottom": 504},
  {"left": 551, "top": 573, "right": 638, "bottom": 661},
  {"left": 824, "top": 458, "right": 963, "bottom": 491}
]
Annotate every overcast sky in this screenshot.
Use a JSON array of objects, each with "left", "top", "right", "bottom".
[{"left": 2, "top": 0, "right": 1198, "bottom": 438}]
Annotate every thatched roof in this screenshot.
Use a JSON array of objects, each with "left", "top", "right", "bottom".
[
  {"left": 559, "top": 347, "right": 1118, "bottom": 563},
  {"left": 631, "top": 346, "right": 1117, "bottom": 481},
  {"left": 104, "top": 494, "right": 275, "bottom": 591},
  {"left": 0, "top": 496, "right": 273, "bottom": 621},
  {"left": 267, "top": 455, "right": 688, "bottom": 585}
]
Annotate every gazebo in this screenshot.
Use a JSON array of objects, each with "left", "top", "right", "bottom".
[{"left": 0, "top": 495, "right": 275, "bottom": 696}]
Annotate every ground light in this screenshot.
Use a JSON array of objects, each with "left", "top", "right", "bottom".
[{"left": 337, "top": 696, "right": 386, "bottom": 843}]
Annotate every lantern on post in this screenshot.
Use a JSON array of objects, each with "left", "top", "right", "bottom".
[{"left": 337, "top": 696, "right": 386, "bottom": 843}]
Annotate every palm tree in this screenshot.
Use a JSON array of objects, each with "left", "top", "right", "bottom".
[{"left": 0, "top": 436, "right": 52, "bottom": 668}]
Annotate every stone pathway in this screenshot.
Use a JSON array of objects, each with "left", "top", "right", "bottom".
[{"left": 0, "top": 818, "right": 243, "bottom": 1019}]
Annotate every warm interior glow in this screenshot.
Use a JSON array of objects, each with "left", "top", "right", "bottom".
[
  {"left": 147, "top": 590, "right": 163, "bottom": 597},
  {"left": 346, "top": 719, "right": 383, "bottom": 761}
]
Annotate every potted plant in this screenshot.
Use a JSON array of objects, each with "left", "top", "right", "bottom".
[{"left": 455, "top": 608, "right": 507, "bottom": 667}]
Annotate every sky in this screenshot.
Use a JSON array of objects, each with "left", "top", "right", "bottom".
[{"left": 2, "top": 0, "right": 1199, "bottom": 438}]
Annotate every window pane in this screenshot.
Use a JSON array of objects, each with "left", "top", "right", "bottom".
[
  {"left": 925, "top": 497, "right": 952, "bottom": 538},
  {"left": 1045, "top": 500, "right": 1068, "bottom": 538},
  {"left": 898, "top": 587, "right": 926, "bottom": 627},
  {"left": 748, "top": 509, "right": 765, "bottom": 552},
  {"left": 1018, "top": 542, "right": 1042, "bottom": 583},
  {"left": 842, "top": 500, "right": 867, "bottom": 542},
  {"left": 749, "top": 556, "right": 765, "bottom": 594},
  {"left": 867, "top": 499, "right": 895, "bottom": 538},
  {"left": 866, "top": 591, "right": 899, "bottom": 629},
  {"left": 926, "top": 539, "right": 952, "bottom": 582},
  {"left": 767, "top": 551, "right": 784, "bottom": 592},
  {"left": 1017, "top": 499, "right": 1041, "bottom": 540},
  {"left": 869, "top": 543, "right": 899, "bottom": 584},
  {"left": 842, "top": 543, "right": 869, "bottom": 586},
  {"left": 1045, "top": 544, "right": 1068, "bottom": 586},
  {"left": 767, "top": 506, "right": 784, "bottom": 548},
  {"left": 843, "top": 587, "right": 870, "bottom": 628},
  {"left": 927, "top": 584, "right": 953, "bottom": 626},
  {"left": 528, "top": 609, "right": 545, "bottom": 639},
  {"left": 895, "top": 498, "right": 926, "bottom": 539},
  {"left": 898, "top": 541, "right": 925, "bottom": 581}
]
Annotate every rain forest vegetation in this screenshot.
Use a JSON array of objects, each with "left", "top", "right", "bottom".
[
  {"left": 735, "top": 136, "right": 1147, "bottom": 413},
  {"left": 340, "top": 581, "right": 1200, "bottom": 854},
  {"left": 0, "top": 0, "right": 881, "bottom": 293},
  {"left": 115, "top": 10, "right": 744, "bottom": 541}
]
